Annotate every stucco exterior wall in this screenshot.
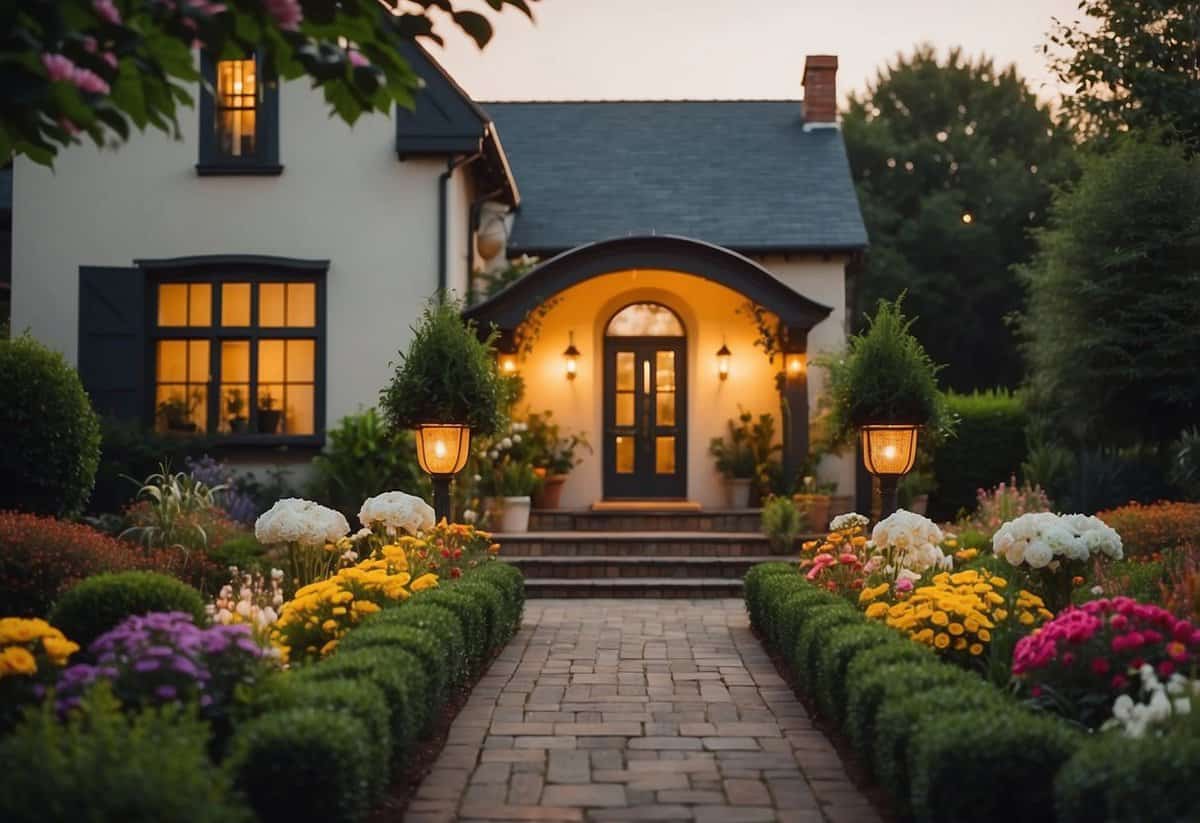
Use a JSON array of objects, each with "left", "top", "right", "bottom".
[
  {"left": 11, "top": 76, "right": 467, "bottom": 435},
  {"left": 514, "top": 262, "right": 850, "bottom": 510}
]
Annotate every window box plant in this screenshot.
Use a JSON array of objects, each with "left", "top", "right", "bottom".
[
  {"left": 256, "top": 391, "right": 282, "bottom": 435},
  {"left": 225, "top": 388, "right": 249, "bottom": 434},
  {"left": 157, "top": 390, "right": 202, "bottom": 434}
]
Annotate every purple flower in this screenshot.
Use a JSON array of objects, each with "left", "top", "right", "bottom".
[
  {"left": 155, "top": 685, "right": 178, "bottom": 701},
  {"left": 133, "top": 658, "right": 160, "bottom": 673}
]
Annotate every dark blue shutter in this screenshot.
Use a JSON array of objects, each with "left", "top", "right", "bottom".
[{"left": 78, "top": 266, "right": 147, "bottom": 421}]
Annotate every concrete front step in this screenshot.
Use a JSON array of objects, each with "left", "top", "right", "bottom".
[
  {"left": 507, "top": 554, "right": 781, "bottom": 580},
  {"left": 523, "top": 577, "right": 745, "bottom": 598},
  {"left": 494, "top": 531, "right": 775, "bottom": 558},
  {"left": 529, "top": 508, "right": 763, "bottom": 533}
]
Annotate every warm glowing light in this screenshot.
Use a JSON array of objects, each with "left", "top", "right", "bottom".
[
  {"left": 716, "top": 343, "right": 732, "bottom": 381},
  {"left": 563, "top": 331, "right": 581, "bottom": 381},
  {"left": 499, "top": 354, "right": 517, "bottom": 375},
  {"left": 786, "top": 353, "right": 806, "bottom": 375},
  {"left": 860, "top": 424, "right": 919, "bottom": 476},
  {"left": 415, "top": 424, "right": 471, "bottom": 476},
  {"left": 961, "top": 212, "right": 974, "bottom": 224}
]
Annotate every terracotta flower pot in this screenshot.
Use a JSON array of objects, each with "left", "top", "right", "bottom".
[
  {"left": 793, "top": 493, "right": 832, "bottom": 533},
  {"left": 535, "top": 474, "right": 569, "bottom": 510}
]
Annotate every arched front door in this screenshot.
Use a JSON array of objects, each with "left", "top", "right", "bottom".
[{"left": 602, "top": 302, "right": 687, "bottom": 499}]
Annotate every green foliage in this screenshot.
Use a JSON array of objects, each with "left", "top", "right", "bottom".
[
  {"left": 50, "top": 571, "right": 206, "bottom": 649},
  {"left": 410, "top": 587, "right": 488, "bottom": 669},
  {"left": 90, "top": 418, "right": 216, "bottom": 515},
  {"left": 523, "top": 410, "right": 591, "bottom": 475},
  {"left": 772, "top": 587, "right": 845, "bottom": 656},
  {"left": 246, "top": 677, "right": 391, "bottom": 806},
  {"left": 708, "top": 413, "right": 759, "bottom": 479},
  {"left": 471, "top": 561, "right": 527, "bottom": 633},
  {"left": 448, "top": 578, "right": 506, "bottom": 653},
  {"left": 227, "top": 708, "right": 372, "bottom": 823},
  {"left": 873, "top": 684, "right": 1011, "bottom": 809},
  {"left": 3, "top": 0, "right": 535, "bottom": 167},
  {"left": 845, "top": 656, "right": 963, "bottom": 765},
  {"left": 1170, "top": 426, "right": 1200, "bottom": 500},
  {"left": 300, "top": 646, "right": 426, "bottom": 754},
  {"left": 307, "top": 408, "right": 426, "bottom": 521},
  {"left": 0, "top": 686, "right": 249, "bottom": 823},
  {"left": 0, "top": 334, "right": 101, "bottom": 517},
  {"left": 119, "top": 463, "right": 225, "bottom": 554},
  {"left": 742, "top": 562, "right": 801, "bottom": 631},
  {"left": 1055, "top": 729, "right": 1200, "bottom": 823},
  {"left": 339, "top": 622, "right": 448, "bottom": 712},
  {"left": 370, "top": 603, "right": 468, "bottom": 689},
  {"left": 760, "top": 496, "right": 806, "bottom": 553},
  {"left": 842, "top": 46, "right": 1072, "bottom": 391},
  {"left": 496, "top": 460, "right": 540, "bottom": 497},
  {"left": 813, "top": 622, "right": 901, "bottom": 723},
  {"left": 1021, "top": 138, "right": 1200, "bottom": 449},
  {"left": 929, "top": 390, "right": 1028, "bottom": 520},
  {"left": 207, "top": 533, "right": 268, "bottom": 574},
  {"left": 1045, "top": 0, "right": 1200, "bottom": 151},
  {"left": 908, "top": 710, "right": 1080, "bottom": 823},
  {"left": 789, "top": 602, "right": 861, "bottom": 692},
  {"left": 380, "top": 296, "right": 507, "bottom": 436},
  {"left": 816, "top": 298, "right": 951, "bottom": 448}
]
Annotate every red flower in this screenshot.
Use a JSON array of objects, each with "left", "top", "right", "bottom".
[
  {"left": 1111, "top": 674, "right": 1129, "bottom": 690},
  {"left": 450, "top": 567, "right": 462, "bottom": 579},
  {"left": 1091, "top": 657, "right": 1110, "bottom": 675}
]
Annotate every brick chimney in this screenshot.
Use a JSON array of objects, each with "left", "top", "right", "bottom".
[{"left": 802, "top": 55, "right": 838, "bottom": 127}]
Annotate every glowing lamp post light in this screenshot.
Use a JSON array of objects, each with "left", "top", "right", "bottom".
[
  {"left": 415, "top": 423, "right": 471, "bottom": 523},
  {"left": 716, "top": 342, "right": 732, "bottom": 381},
  {"left": 563, "top": 332, "right": 581, "bottom": 381},
  {"left": 860, "top": 424, "right": 919, "bottom": 518}
]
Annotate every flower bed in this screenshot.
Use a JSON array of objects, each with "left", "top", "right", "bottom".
[{"left": 745, "top": 562, "right": 1200, "bottom": 822}]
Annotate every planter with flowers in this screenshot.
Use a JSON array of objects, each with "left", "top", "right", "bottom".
[
  {"left": 709, "top": 413, "right": 759, "bottom": 508},
  {"left": 524, "top": 411, "right": 590, "bottom": 509}
]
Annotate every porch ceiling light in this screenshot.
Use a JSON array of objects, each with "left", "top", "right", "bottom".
[
  {"left": 716, "top": 342, "right": 732, "bottom": 381},
  {"left": 563, "top": 331, "right": 580, "bottom": 381}
]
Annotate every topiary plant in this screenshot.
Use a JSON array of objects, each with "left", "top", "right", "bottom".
[
  {"left": 0, "top": 334, "right": 101, "bottom": 517},
  {"left": 49, "top": 571, "right": 206, "bottom": 649},
  {"left": 379, "top": 296, "right": 507, "bottom": 437},
  {"left": 815, "top": 297, "right": 951, "bottom": 448}
]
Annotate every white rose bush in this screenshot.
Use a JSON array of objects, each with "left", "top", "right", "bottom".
[
  {"left": 870, "top": 508, "right": 953, "bottom": 580},
  {"left": 358, "top": 490, "right": 436, "bottom": 537},
  {"left": 991, "top": 511, "right": 1123, "bottom": 609}
]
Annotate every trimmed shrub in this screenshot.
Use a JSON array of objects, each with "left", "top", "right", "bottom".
[
  {"left": 452, "top": 577, "right": 506, "bottom": 651},
  {"left": 845, "top": 657, "right": 968, "bottom": 765},
  {"left": 744, "top": 563, "right": 801, "bottom": 633},
  {"left": 339, "top": 622, "right": 449, "bottom": 712},
  {"left": 789, "top": 602, "right": 861, "bottom": 691},
  {"left": 248, "top": 677, "right": 392, "bottom": 804},
  {"left": 0, "top": 686, "right": 249, "bottom": 823},
  {"left": 753, "top": 573, "right": 812, "bottom": 646},
  {"left": 301, "top": 646, "right": 429, "bottom": 751},
  {"left": 227, "top": 708, "right": 372, "bottom": 823},
  {"left": 929, "top": 389, "right": 1027, "bottom": 520},
  {"left": 410, "top": 588, "right": 487, "bottom": 668},
  {"left": 1055, "top": 730, "right": 1200, "bottom": 823},
  {"left": 873, "top": 684, "right": 1012, "bottom": 808},
  {"left": 1097, "top": 501, "right": 1200, "bottom": 558},
  {"left": 908, "top": 709, "right": 1080, "bottom": 823},
  {"left": 0, "top": 334, "right": 102, "bottom": 517},
  {"left": 471, "top": 561, "right": 526, "bottom": 634},
  {"left": 0, "top": 511, "right": 167, "bottom": 617},
  {"left": 50, "top": 571, "right": 206, "bottom": 649},
  {"left": 773, "top": 586, "right": 843, "bottom": 656},
  {"left": 368, "top": 603, "right": 468, "bottom": 689},
  {"left": 813, "top": 622, "right": 903, "bottom": 723}
]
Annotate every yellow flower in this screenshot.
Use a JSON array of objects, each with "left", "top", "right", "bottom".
[
  {"left": 411, "top": 573, "right": 439, "bottom": 592},
  {"left": 977, "top": 628, "right": 991, "bottom": 642},
  {"left": 931, "top": 611, "right": 949, "bottom": 627},
  {"left": 332, "top": 607, "right": 348, "bottom": 616},
  {"left": 913, "top": 628, "right": 934, "bottom": 644},
  {"left": 994, "top": 609, "right": 1008, "bottom": 621},
  {"left": 1019, "top": 611, "right": 1036, "bottom": 625},
  {"left": 933, "top": 633, "right": 950, "bottom": 649},
  {"left": 948, "top": 622, "right": 964, "bottom": 636},
  {"left": 865, "top": 602, "right": 889, "bottom": 620},
  {"left": 969, "top": 643, "right": 984, "bottom": 656},
  {"left": 1038, "top": 608, "right": 1054, "bottom": 621},
  {"left": 320, "top": 639, "right": 338, "bottom": 656},
  {"left": 322, "top": 619, "right": 339, "bottom": 634},
  {"left": 802, "top": 540, "right": 818, "bottom": 551},
  {"left": 41, "top": 636, "right": 79, "bottom": 664},
  {"left": 953, "top": 637, "right": 967, "bottom": 651},
  {"left": 0, "top": 645, "right": 38, "bottom": 676},
  {"left": 353, "top": 600, "right": 381, "bottom": 616}
]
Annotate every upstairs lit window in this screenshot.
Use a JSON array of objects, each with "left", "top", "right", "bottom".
[{"left": 197, "top": 53, "right": 281, "bottom": 175}]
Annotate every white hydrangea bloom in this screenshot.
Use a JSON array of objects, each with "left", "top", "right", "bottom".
[
  {"left": 830, "top": 512, "right": 870, "bottom": 532},
  {"left": 991, "top": 512, "right": 1123, "bottom": 568},
  {"left": 871, "top": 509, "right": 949, "bottom": 574},
  {"left": 255, "top": 498, "right": 349, "bottom": 547},
  {"left": 357, "top": 490, "right": 435, "bottom": 536}
]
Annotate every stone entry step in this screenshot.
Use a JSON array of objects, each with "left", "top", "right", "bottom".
[
  {"left": 522, "top": 577, "right": 746, "bottom": 598},
  {"left": 507, "top": 555, "right": 779, "bottom": 580},
  {"left": 494, "top": 532, "right": 776, "bottom": 558},
  {"left": 529, "top": 508, "right": 764, "bottom": 533}
]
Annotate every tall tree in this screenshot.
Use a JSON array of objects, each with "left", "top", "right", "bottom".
[
  {"left": 1046, "top": 0, "right": 1200, "bottom": 150},
  {"left": 842, "top": 46, "right": 1073, "bottom": 391},
  {"left": 1, "top": 0, "right": 535, "bottom": 167},
  {"left": 1020, "top": 137, "right": 1200, "bottom": 449}
]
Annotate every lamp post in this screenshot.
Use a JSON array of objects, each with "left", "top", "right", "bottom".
[
  {"left": 860, "top": 424, "right": 919, "bottom": 519},
  {"left": 414, "top": 423, "right": 471, "bottom": 523}
]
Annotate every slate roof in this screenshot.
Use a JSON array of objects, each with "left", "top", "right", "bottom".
[{"left": 481, "top": 100, "right": 867, "bottom": 254}]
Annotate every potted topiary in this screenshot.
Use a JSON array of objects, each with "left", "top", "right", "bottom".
[
  {"left": 816, "top": 297, "right": 951, "bottom": 517},
  {"left": 256, "top": 391, "right": 282, "bottom": 435},
  {"left": 380, "top": 296, "right": 507, "bottom": 521},
  {"left": 709, "top": 413, "right": 758, "bottom": 508},
  {"left": 225, "top": 388, "right": 249, "bottom": 434}
]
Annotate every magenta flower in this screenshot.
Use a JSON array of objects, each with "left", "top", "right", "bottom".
[
  {"left": 348, "top": 50, "right": 369, "bottom": 69},
  {"left": 42, "top": 54, "right": 77, "bottom": 83},
  {"left": 94, "top": 0, "right": 122, "bottom": 25},
  {"left": 265, "top": 0, "right": 302, "bottom": 31},
  {"left": 72, "top": 68, "right": 111, "bottom": 96}
]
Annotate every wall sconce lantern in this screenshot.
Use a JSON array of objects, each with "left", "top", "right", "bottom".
[
  {"left": 716, "top": 342, "right": 732, "bottom": 381},
  {"left": 563, "top": 332, "right": 580, "bottom": 381},
  {"left": 859, "top": 424, "right": 920, "bottom": 518},
  {"left": 786, "top": 353, "right": 806, "bottom": 376},
  {"left": 498, "top": 353, "right": 518, "bottom": 375},
  {"left": 414, "top": 423, "right": 472, "bottom": 522}
]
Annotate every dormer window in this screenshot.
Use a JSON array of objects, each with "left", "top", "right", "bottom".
[{"left": 197, "top": 53, "right": 281, "bottom": 175}]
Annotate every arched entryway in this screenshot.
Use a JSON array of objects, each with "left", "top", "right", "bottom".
[{"left": 602, "top": 302, "right": 687, "bottom": 499}]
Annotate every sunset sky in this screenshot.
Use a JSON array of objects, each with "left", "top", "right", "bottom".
[{"left": 431, "top": 0, "right": 1086, "bottom": 105}]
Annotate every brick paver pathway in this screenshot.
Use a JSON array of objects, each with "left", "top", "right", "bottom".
[{"left": 403, "top": 599, "right": 881, "bottom": 823}]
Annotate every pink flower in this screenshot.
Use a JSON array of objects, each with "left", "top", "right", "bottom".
[
  {"left": 94, "top": 0, "right": 122, "bottom": 25},
  {"left": 58, "top": 117, "right": 81, "bottom": 136},
  {"left": 838, "top": 553, "right": 858, "bottom": 566},
  {"left": 42, "top": 54, "right": 77, "bottom": 83},
  {"left": 1158, "top": 660, "right": 1175, "bottom": 677},
  {"left": 102, "top": 52, "right": 118, "bottom": 70},
  {"left": 265, "top": 0, "right": 302, "bottom": 31},
  {"left": 894, "top": 577, "right": 914, "bottom": 593},
  {"left": 347, "top": 50, "right": 369, "bottom": 69},
  {"left": 82, "top": 36, "right": 98, "bottom": 53},
  {"left": 72, "top": 67, "right": 110, "bottom": 95},
  {"left": 1111, "top": 674, "right": 1128, "bottom": 690},
  {"left": 1091, "top": 657, "right": 1110, "bottom": 675}
]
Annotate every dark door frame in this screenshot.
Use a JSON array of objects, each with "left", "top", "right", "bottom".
[{"left": 602, "top": 335, "right": 688, "bottom": 500}]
